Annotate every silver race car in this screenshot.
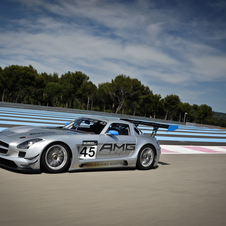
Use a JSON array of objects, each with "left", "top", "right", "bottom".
[{"left": 0, "top": 117, "right": 178, "bottom": 173}]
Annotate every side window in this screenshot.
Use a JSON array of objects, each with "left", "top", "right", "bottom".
[
  {"left": 78, "top": 120, "right": 94, "bottom": 131},
  {"left": 64, "top": 119, "right": 106, "bottom": 134},
  {"left": 134, "top": 127, "right": 140, "bottom": 135},
  {"left": 108, "top": 123, "right": 130, "bottom": 135},
  {"left": 78, "top": 120, "right": 106, "bottom": 134},
  {"left": 134, "top": 126, "right": 142, "bottom": 135}
]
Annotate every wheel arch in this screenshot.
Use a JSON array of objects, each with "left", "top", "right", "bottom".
[
  {"left": 139, "top": 143, "right": 157, "bottom": 155},
  {"left": 136, "top": 143, "right": 157, "bottom": 166},
  {"left": 40, "top": 141, "right": 73, "bottom": 172}
]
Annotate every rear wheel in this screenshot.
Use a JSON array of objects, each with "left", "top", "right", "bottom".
[
  {"left": 136, "top": 145, "right": 156, "bottom": 170},
  {"left": 41, "top": 143, "right": 71, "bottom": 173}
]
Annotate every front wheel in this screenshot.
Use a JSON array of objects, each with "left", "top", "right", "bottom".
[
  {"left": 136, "top": 145, "right": 156, "bottom": 170},
  {"left": 41, "top": 143, "right": 71, "bottom": 173}
]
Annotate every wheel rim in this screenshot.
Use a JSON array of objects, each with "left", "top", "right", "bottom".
[
  {"left": 45, "top": 145, "right": 68, "bottom": 170},
  {"left": 140, "top": 147, "right": 154, "bottom": 167}
]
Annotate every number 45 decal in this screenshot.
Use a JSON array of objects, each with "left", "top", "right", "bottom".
[{"left": 79, "top": 146, "right": 97, "bottom": 159}]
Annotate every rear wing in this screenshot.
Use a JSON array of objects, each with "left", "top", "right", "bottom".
[{"left": 120, "top": 118, "right": 178, "bottom": 137}]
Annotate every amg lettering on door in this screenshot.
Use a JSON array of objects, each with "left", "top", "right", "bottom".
[{"left": 99, "top": 143, "right": 135, "bottom": 152}]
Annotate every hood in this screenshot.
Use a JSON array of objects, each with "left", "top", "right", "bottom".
[{"left": 0, "top": 126, "right": 77, "bottom": 140}]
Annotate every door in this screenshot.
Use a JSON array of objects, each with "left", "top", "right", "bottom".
[{"left": 97, "top": 123, "right": 136, "bottom": 159}]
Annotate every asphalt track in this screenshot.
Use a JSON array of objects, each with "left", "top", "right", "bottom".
[
  {"left": 1, "top": 155, "right": 226, "bottom": 226},
  {"left": 1, "top": 106, "right": 226, "bottom": 225}
]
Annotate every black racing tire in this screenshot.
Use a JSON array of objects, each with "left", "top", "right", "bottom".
[
  {"left": 136, "top": 145, "right": 156, "bottom": 170},
  {"left": 41, "top": 143, "right": 71, "bottom": 173}
]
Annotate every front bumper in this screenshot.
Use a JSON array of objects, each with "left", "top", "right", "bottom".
[{"left": 0, "top": 154, "right": 41, "bottom": 173}]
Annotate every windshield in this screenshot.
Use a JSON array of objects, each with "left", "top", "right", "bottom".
[{"left": 63, "top": 118, "right": 107, "bottom": 134}]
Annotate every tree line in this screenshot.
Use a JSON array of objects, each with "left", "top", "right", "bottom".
[{"left": 0, "top": 65, "right": 225, "bottom": 127}]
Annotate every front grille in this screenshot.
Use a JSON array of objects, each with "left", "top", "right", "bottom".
[
  {"left": 18, "top": 151, "right": 26, "bottom": 158},
  {"left": 0, "top": 157, "right": 18, "bottom": 168},
  {"left": 0, "top": 147, "right": 8, "bottom": 154},
  {"left": 0, "top": 140, "right": 9, "bottom": 148}
]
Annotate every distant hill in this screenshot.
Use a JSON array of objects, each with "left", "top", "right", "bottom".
[{"left": 213, "top": 112, "right": 226, "bottom": 120}]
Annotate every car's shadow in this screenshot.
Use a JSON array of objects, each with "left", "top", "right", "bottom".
[
  {"left": 0, "top": 166, "right": 137, "bottom": 174},
  {"left": 0, "top": 162, "right": 170, "bottom": 174},
  {"left": 0, "top": 165, "right": 41, "bottom": 175},
  {"left": 158, "top": 161, "right": 170, "bottom": 166}
]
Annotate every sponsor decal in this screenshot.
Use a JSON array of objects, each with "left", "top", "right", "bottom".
[
  {"left": 20, "top": 136, "right": 29, "bottom": 139},
  {"left": 99, "top": 143, "right": 136, "bottom": 155},
  {"left": 99, "top": 143, "right": 135, "bottom": 151},
  {"left": 80, "top": 161, "right": 126, "bottom": 168},
  {"left": 82, "top": 140, "right": 98, "bottom": 146},
  {"left": 30, "top": 132, "right": 55, "bottom": 135}
]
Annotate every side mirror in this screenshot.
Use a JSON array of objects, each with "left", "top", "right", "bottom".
[{"left": 106, "top": 130, "right": 119, "bottom": 136}]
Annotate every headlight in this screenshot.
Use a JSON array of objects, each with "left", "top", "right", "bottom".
[{"left": 17, "top": 138, "right": 43, "bottom": 149}]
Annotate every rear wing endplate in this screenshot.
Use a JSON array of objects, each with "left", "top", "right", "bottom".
[{"left": 120, "top": 118, "right": 178, "bottom": 137}]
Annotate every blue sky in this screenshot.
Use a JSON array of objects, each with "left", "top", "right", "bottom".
[{"left": 0, "top": 0, "right": 226, "bottom": 113}]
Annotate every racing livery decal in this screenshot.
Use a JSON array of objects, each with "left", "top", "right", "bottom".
[
  {"left": 82, "top": 140, "right": 98, "bottom": 146},
  {"left": 99, "top": 143, "right": 136, "bottom": 152},
  {"left": 79, "top": 146, "right": 97, "bottom": 159},
  {"left": 99, "top": 143, "right": 136, "bottom": 156},
  {"left": 80, "top": 160, "right": 127, "bottom": 168}
]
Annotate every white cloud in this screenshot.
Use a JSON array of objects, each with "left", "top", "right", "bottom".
[
  {"left": 191, "top": 55, "right": 226, "bottom": 80},
  {"left": 1, "top": 0, "right": 226, "bottom": 112}
]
